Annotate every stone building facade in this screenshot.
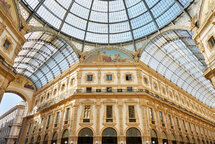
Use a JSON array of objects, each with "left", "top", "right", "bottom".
[{"left": 0, "top": 101, "right": 27, "bottom": 144}]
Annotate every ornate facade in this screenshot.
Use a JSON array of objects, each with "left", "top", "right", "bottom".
[
  {"left": 0, "top": 0, "right": 214, "bottom": 144},
  {"left": 18, "top": 49, "right": 215, "bottom": 144}
]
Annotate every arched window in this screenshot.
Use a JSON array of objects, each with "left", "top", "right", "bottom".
[
  {"left": 162, "top": 132, "right": 168, "bottom": 144},
  {"left": 151, "top": 129, "right": 158, "bottom": 144},
  {"left": 61, "top": 129, "right": 69, "bottom": 144},
  {"left": 43, "top": 134, "right": 49, "bottom": 144},
  {"left": 171, "top": 133, "right": 176, "bottom": 144},
  {"left": 52, "top": 132, "right": 58, "bottom": 144},
  {"left": 126, "top": 128, "right": 142, "bottom": 144},
  {"left": 36, "top": 136, "right": 41, "bottom": 144},
  {"left": 102, "top": 128, "right": 117, "bottom": 144},
  {"left": 78, "top": 128, "right": 93, "bottom": 144}
]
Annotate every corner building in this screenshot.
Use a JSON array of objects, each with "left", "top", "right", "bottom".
[{"left": 0, "top": 0, "right": 215, "bottom": 144}]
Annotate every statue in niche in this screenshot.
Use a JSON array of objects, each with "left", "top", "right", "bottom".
[{"left": 84, "top": 105, "right": 90, "bottom": 119}]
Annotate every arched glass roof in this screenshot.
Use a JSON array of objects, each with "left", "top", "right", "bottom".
[
  {"left": 21, "top": 0, "right": 193, "bottom": 45},
  {"left": 14, "top": 31, "right": 79, "bottom": 89},
  {"left": 140, "top": 30, "right": 215, "bottom": 107}
]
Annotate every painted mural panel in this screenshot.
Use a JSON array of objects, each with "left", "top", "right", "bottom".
[{"left": 85, "top": 49, "right": 134, "bottom": 63}]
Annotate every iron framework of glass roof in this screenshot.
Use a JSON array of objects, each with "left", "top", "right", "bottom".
[
  {"left": 14, "top": 31, "right": 79, "bottom": 89},
  {"left": 140, "top": 30, "right": 215, "bottom": 107},
  {"left": 21, "top": 0, "right": 193, "bottom": 50}
]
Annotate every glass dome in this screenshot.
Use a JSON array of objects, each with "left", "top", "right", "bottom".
[{"left": 22, "top": 0, "right": 193, "bottom": 44}]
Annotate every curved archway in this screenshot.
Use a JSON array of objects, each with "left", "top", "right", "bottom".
[
  {"left": 51, "top": 132, "right": 58, "bottom": 144},
  {"left": 126, "top": 127, "right": 142, "bottom": 144},
  {"left": 36, "top": 135, "right": 41, "bottom": 144},
  {"left": 61, "top": 129, "right": 69, "bottom": 144},
  {"left": 170, "top": 133, "right": 176, "bottom": 144},
  {"left": 151, "top": 129, "right": 158, "bottom": 144},
  {"left": 162, "top": 131, "right": 168, "bottom": 144},
  {"left": 102, "top": 127, "right": 117, "bottom": 144},
  {"left": 179, "top": 135, "right": 184, "bottom": 144},
  {"left": 43, "top": 134, "right": 49, "bottom": 144},
  {"left": 77, "top": 128, "right": 93, "bottom": 144}
]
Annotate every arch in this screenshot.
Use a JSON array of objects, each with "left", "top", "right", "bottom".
[
  {"left": 14, "top": 30, "right": 79, "bottom": 89},
  {"left": 139, "top": 29, "right": 215, "bottom": 107},
  {"left": 126, "top": 127, "right": 142, "bottom": 144},
  {"left": 27, "top": 27, "right": 79, "bottom": 57},
  {"left": 43, "top": 134, "right": 49, "bottom": 144},
  {"left": 36, "top": 135, "right": 41, "bottom": 144},
  {"left": 61, "top": 129, "right": 69, "bottom": 144},
  {"left": 51, "top": 132, "right": 58, "bottom": 144},
  {"left": 102, "top": 128, "right": 117, "bottom": 144},
  {"left": 162, "top": 131, "right": 168, "bottom": 144},
  {"left": 5, "top": 88, "right": 31, "bottom": 112},
  {"left": 151, "top": 129, "right": 158, "bottom": 144},
  {"left": 78, "top": 128, "right": 93, "bottom": 144}
]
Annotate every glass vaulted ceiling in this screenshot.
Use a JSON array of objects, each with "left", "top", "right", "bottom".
[
  {"left": 141, "top": 30, "right": 215, "bottom": 108},
  {"left": 22, "top": 0, "right": 193, "bottom": 44},
  {"left": 14, "top": 31, "right": 79, "bottom": 89}
]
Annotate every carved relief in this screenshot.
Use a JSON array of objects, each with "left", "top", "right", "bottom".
[{"left": 0, "top": 22, "right": 6, "bottom": 36}]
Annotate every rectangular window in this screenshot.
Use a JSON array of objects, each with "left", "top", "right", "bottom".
[
  {"left": 46, "top": 115, "right": 51, "bottom": 129},
  {"left": 55, "top": 112, "right": 60, "bottom": 127},
  {"left": 27, "top": 123, "right": 31, "bottom": 134},
  {"left": 126, "top": 74, "right": 132, "bottom": 81},
  {"left": 106, "top": 105, "right": 113, "bottom": 122},
  {"left": 168, "top": 114, "right": 172, "bottom": 126},
  {"left": 176, "top": 117, "right": 180, "bottom": 129},
  {"left": 106, "top": 75, "right": 112, "bottom": 81},
  {"left": 189, "top": 122, "right": 192, "bottom": 133},
  {"left": 149, "top": 108, "right": 155, "bottom": 124},
  {"left": 117, "top": 89, "right": 122, "bottom": 92},
  {"left": 87, "top": 75, "right": 93, "bottom": 81},
  {"left": 160, "top": 111, "right": 165, "bottom": 126},
  {"left": 39, "top": 118, "right": 43, "bottom": 131},
  {"left": 96, "top": 89, "right": 101, "bottom": 92},
  {"left": 208, "top": 36, "right": 215, "bottom": 48},
  {"left": 127, "top": 87, "right": 132, "bottom": 92},
  {"left": 86, "top": 87, "right": 92, "bottom": 93},
  {"left": 83, "top": 105, "right": 90, "bottom": 122},
  {"left": 194, "top": 124, "right": 197, "bottom": 133},
  {"left": 3, "top": 39, "right": 10, "bottom": 50},
  {"left": 33, "top": 121, "right": 37, "bottom": 133},
  {"left": 183, "top": 120, "right": 187, "bottom": 131},
  {"left": 65, "top": 108, "right": 70, "bottom": 124},
  {"left": 128, "top": 105, "right": 136, "bottom": 122}
]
